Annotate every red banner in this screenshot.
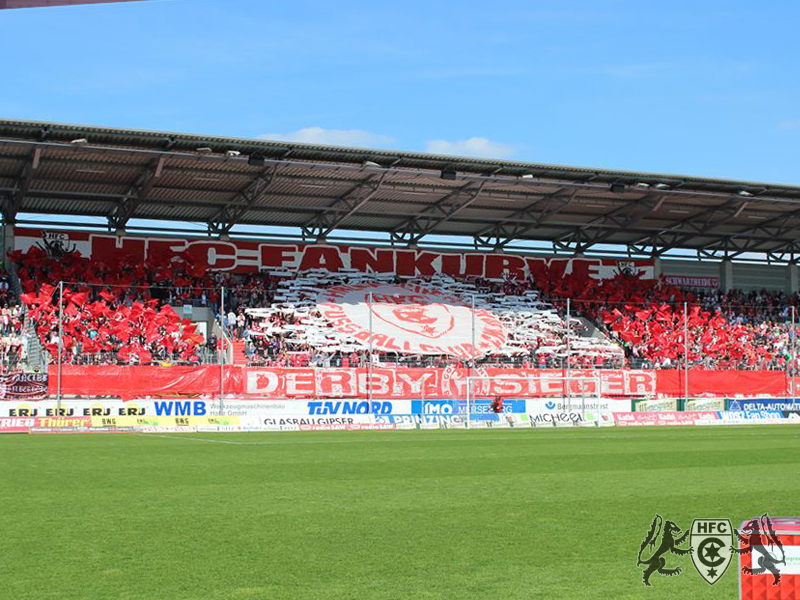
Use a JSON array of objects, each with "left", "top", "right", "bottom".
[
  {"left": 42, "top": 365, "right": 799, "bottom": 400},
  {"left": 655, "top": 369, "right": 788, "bottom": 397},
  {"left": 49, "top": 366, "right": 653, "bottom": 399},
  {"left": 50, "top": 365, "right": 240, "bottom": 400},
  {"left": 15, "top": 227, "right": 654, "bottom": 280}
]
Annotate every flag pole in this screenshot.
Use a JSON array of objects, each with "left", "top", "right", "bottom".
[
  {"left": 220, "top": 286, "right": 225, "bottom": 415},
  {"left": 566, "top": 297, "right": 571, "bottom": 405},
  {"left": 469, "top": 294, "right": 476, "bottom": 430},
  {"left": 683, "top": 302, "right": 689, "bottom": 400},
  {"left": 368, "top": 290, "right": 373, "bottom": 413},
  {"left": 792, "top": 305, "right": 797, "bottom": 404},
  {"left": 57, "top": 280, "right": 63, "bottom": 411}
]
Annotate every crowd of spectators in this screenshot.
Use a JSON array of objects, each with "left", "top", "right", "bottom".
[
  {"left": 9, "top": 244, "right": 800, "bottom": 372},
  {"left": 551, "top": 273, "right": 800, "bottom": 371},
  {"left": 14, "top": 248, "right": 218, "bottom": 365},
  {"left": 0, "top": 269, "right": 25, "bottom": 371}
]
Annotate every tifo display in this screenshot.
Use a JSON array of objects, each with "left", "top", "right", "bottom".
[
  {"left": 8, "top": 228, "right": 800, "bottom": 375},
  {"left": 2, "top": 227, "right": 800, "bottom": 435}
]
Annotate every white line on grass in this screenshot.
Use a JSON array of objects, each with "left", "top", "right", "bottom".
[{"left": 134, "top": 426, "right": 796, "bottom": 447}]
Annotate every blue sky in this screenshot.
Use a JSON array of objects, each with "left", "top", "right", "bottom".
[{"left": 1, "top": 0, "right": 800, "bottom": 184}]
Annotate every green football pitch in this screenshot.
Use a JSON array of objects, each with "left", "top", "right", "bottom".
[{"left": 1, "top": 426, "right": 798, "bottom": 599}]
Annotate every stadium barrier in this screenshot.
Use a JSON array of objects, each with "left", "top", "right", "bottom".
[
  {"left": 43, "top": 364, "right": 800, "bottom": 399},
  {"left": 3, "top": 396, "right": 800, "bottom": 433}
]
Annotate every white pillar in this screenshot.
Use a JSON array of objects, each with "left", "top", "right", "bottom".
[
  {"left": 653, "top": 257, "right": 662, "bottom": 279},
  {"left": 787, "top": 263, "right": 799, "bottom": 295},
  {"left": 720, "top": 259, "right": 733, "bottom": 292}
]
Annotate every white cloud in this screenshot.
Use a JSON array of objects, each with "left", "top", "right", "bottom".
[
  {"left": 259, "top": 127, "right": 394, "bottom": 147},
  {"left": 424, "top": 137, "right": 516, "bottom": 158},
  {"left": 780, "top": 119, "right": 800, "bottom": 131}
]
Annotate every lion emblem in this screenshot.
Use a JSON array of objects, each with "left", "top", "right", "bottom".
[
  {"left": 637, "top": 515, "right": 693, "bottom": 586},
  {"left": 733, "top": 514, "right": 785, "bottom": 586}
]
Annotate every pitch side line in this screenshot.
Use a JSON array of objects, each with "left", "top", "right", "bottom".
[{"left": 134, "top": 427, "right": 793, "bottom": 446}]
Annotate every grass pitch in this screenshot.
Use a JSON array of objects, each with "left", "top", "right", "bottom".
[{"left": 1, "top": 426, "right": 799, "bottom": 599}]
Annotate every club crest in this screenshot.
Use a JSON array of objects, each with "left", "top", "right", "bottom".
[{"left": 690, "top": 519, "right": 733, "bottom": 585}]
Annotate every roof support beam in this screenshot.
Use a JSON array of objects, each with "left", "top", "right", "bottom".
[
  {"left": 727, "top": 204, "right": 800, "bottom": 242},
  {"left": 556, "top": 193, "right": 666, "bottom": 248},
  {"left": 301, "top": 171, "right": 389, "bottom": 241},
  {"left": 207, "top": 164, "right": 282, "bottom": 235},
  {"left": 473, "top": 189, "right": 576, "bottom": 249},
  {"left": 108, "top": 155, "right": 165, "bottom": 230},
  {"left": 2, "top": 147, "right": 41, "bottom": 223},
  {"left": 390, "top": 180, "right": 489, "bottom": 245},
  {"left": 625, "top": 196, "right": 753, "bottom": 250}
]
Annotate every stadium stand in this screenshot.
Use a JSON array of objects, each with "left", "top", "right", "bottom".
[
  {"left": 9, "top": 243, "right": 798, "bottom": 372},
  {"left": 14, "top": 247, "right": 214, "bottom": 365}
]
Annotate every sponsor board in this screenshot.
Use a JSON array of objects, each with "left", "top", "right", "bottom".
[
  {"left": 685, "top": 398, "right": 725, "bottom": 411},
  {"left": 782, "top": 410, "right": 800, "bottom": 423},
  {"left": 245, "top": 416, "right": 374, "bottom": 429},
  {"left": 727, "top": 398, "right": 800, "bottom": 412},
  {"left": 0, "top": 399, "right": 210, "bottom": 418},
  {"left": 635, "top": 398, "right": 679, "bottom": 412},
  {"left": 410, "top": 399, "right": 527, "bottom": 415},
  {"left": 738, "top": 516, "right": 800, "bottom": 596},
  {"left": 529, "top": 412, "right": 590, "bottom": 427},
  {"left": 780, "top": 544, "right": 800, "bottom": 575},
  {"left": 0, "top": 416, "right": 36, "bottom": 433},
  {"left": 614, "top": 411, "right": 719, "bottom": 427},
  {"left": 663, "top": 275, "right": 720, "bottom": 289},
  {"left": 526, "top": 397, "right": 632, "bottom": 414},
  {"left": 91, "top": 415, "right": 240, "bottom": 429},
  {"left": 298, "top": 422, "right": 398, "bottom": 432},
  {"left": 716, "top": 410, "right": 787, "bottom": 425}
]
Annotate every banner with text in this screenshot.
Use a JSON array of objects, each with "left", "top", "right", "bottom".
[{"left": 14, "top": 227, "right": 655, "bottom": 281}]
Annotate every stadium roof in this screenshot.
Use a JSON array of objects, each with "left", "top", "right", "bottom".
[
  {"left": 2, "top": 118, "right": 800, "bottom": 261},
  {"left": 0, "top": 0, "right": 144, "bottom": 9}
]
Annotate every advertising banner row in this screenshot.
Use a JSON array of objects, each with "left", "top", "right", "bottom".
[
  {"left": 0, "top": 397, "right": 633, "bottom": 419},
  {"left": 3, "top": 398, "right": 800, "bottom": 433},
  {"left": 41, "top": 365, "right": 800, "bottom": 399}
]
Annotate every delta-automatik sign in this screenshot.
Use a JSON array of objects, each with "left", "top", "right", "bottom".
[{"left": 0, "top": 0, "right": 145, "bottom": 9}]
